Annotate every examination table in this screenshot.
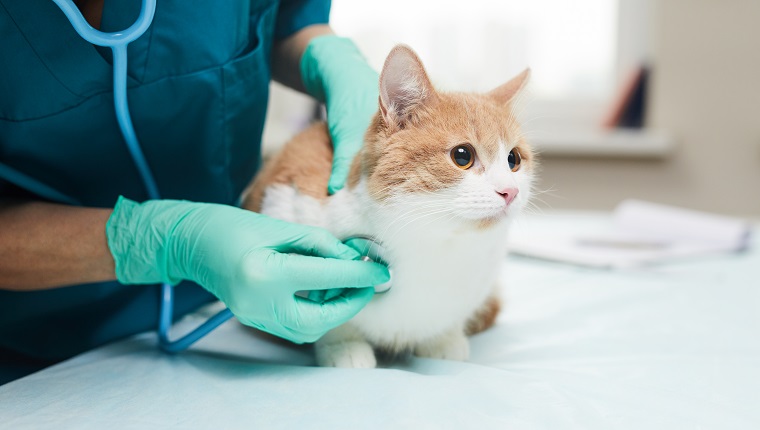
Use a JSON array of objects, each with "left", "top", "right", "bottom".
[{"left": 1, "top": 212, "right": 758, "bottom": 429}]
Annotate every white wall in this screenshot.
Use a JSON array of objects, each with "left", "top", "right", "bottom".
[{"left": 534, "top": 0, "right": 760, "bottom": 217}]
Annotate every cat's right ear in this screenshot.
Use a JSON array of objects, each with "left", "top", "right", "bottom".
[
  {"left": 379, "top": 45, "right": 438, "bottom": 130},
  {"left": 488, "top": 68, "right": 531, "bottom": 106}
]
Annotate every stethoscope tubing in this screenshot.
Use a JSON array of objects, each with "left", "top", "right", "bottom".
[
  {"left": 51, "top": 0, "right": 232, "bottom": 353},
  {"left": 50, "top": 0, "right": 156, "bottom": 46}
]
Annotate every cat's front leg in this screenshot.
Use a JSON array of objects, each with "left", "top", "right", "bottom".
[
  {"left": 315, "top": 323, "right": 377, "bottom": 368},
  {"left": 413, "top": 326, "right": 470, "bottom": 361}
]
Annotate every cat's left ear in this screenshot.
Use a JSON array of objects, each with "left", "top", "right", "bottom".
[{"left": 488, "top": 68, "right": 531, "bottom": 105}]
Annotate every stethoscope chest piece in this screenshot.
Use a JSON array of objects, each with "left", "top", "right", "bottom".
[{"left": 345, "top": 236, "right": 392, "bottom": 294}]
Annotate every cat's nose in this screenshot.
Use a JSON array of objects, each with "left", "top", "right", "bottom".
[{"left": 496, "top": 187, "right": 519, "bottom": 206}]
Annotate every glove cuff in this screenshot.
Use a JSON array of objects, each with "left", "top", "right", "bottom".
[
  {"left": 106, "top": 196, "right": 185, "bottom": 285},
  {"left": 300, "top": 35, "right": 377, "bottom": 103}
]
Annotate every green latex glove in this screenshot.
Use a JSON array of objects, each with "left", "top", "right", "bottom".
[
  {"left": 106, "top": 197, "right": 389, "bottom": 344},
  {"left": 301, "top": 35, "right": 379, "bottom": 194},
  {"left": 307, "top": 237, "right": 377, "bottom": 303}
]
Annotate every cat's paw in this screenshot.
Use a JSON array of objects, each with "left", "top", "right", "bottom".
[
  {"left": 414, "top": 330, "right": 470, "bottom": 361},
  {"left": 316, "top": 341, "right": 377, "bottom": 368}
]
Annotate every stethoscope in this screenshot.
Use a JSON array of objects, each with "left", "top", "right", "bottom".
[
  {"left": 52, "top": 0, "right": 389, "bottom": 353},
  {"left": 51, "top": 0, "right": 229, "bottom": 353}
]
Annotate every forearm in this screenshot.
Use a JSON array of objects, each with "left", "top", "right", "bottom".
[
  {"left": 0, "top": 200, "right": 115, "bottom": 290},
  {"left": 271, "top": 24, "right": 333, "bottom": 92}
]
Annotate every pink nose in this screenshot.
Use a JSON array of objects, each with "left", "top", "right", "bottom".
[{"left": 497, "top": 187, "right": 519, "bottom": 206}]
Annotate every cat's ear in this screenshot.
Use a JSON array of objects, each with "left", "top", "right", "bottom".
[
  {"left": 488, "top": 68, "right": 531, "bottom": 105},
  {"left": 379, "top": 45, "right": 437, "bottom": 129}
]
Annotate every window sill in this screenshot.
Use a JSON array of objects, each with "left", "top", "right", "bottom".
[{"left": 530, "top": 129, "right": 675, "bottom": 159}]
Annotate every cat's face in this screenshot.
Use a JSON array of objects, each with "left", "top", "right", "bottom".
[{"left": 357, "top": 45, "right": 535, "bottom": 227}]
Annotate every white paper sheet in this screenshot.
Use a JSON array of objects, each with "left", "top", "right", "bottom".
[{"left": 508, "top": 200, "right": 752, "bottom": 268}]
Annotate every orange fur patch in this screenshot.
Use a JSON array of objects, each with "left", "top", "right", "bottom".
[
  {"left": 465, "top": 291, "right": 502, "bottom": 335},
  {"left": 241, "top": 123, "right": 332, "bottom": 211}
]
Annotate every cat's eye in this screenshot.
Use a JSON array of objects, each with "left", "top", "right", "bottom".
[
  {"left": 450, "top": 144, "right": 475, "bottom": 170},
  {"left": 508, "top": 148, "right": 522, "bottom": 172}
]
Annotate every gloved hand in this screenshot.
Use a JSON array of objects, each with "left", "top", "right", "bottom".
[
  {"left": 106, "top": 196, "right": 389, "bottom": 343},
  {"left": 300, "top": 35, "right": 379, "bottom": 194}
]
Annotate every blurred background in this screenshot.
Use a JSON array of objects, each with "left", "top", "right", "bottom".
[{"left": 263, "top": 0, "right": 760, "bottom": 217}]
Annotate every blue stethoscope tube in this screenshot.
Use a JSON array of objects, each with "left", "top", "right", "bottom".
[{"left": 52, "top": 0, "right": 233, "bottom": 353}]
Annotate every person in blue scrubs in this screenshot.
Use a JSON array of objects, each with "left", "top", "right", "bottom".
[{"left": 0, "top": 0, "right": 389, "bottom": 384}]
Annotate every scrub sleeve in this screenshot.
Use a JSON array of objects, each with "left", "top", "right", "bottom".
[{"left": 0, "top": 0, "right": 331, "bottom": 384}]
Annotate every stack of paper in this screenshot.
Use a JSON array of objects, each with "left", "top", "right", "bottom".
[{"left": 507, "top": 200, "right": 752, "bottom": 269}]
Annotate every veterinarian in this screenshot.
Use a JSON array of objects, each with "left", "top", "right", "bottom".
[{"left": 0, "top": 0, "right": 389, "bottom": 384}]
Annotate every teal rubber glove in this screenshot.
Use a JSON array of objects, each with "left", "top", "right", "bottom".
[
  {"left": 301, "top": 35, "right": 379, "bottom": 194},
  {"left": 106, "top": 197, "right": 389, "bottom": 344}
]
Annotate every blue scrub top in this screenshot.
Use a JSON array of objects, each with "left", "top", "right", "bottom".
[{"left": 0, "top": 0, "right": 330, "bottom": 381}]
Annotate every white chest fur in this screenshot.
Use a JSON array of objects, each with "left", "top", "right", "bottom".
[{"left": 260, "top": 182, "right": 509, "bottom": 348}]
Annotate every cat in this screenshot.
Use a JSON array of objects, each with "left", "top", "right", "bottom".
[{"left": 242, "top": 44, "right": 535, "bottom": 368}]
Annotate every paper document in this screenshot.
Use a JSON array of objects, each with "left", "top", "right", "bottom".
[{"left": 508, "top": 200, "right": 752, "bottom": 268}]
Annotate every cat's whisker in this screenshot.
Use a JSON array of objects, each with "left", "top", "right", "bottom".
[
  {"left": 531, "top": 185, "right": 560, "bottom": 197},
  {"left": 414, "top": 210, "right": 458, "bottom": 232},
  {"left": 377, "top": 206, "right": 455, "bottom": 248},
  {"left": 366, "top": 203, "right": 455, "bottom": 254},
  {"left": 523, "top": 193, "right": 555, "bottom": 214},
  {"left": 521, "top": 201, "right": 546, "bottom": 216},
  {"left": 378, "top": 205, "right": 453, "bottom": 236},
  {"left": 528, "top": 187, "right": 563, "bottom": 211}
]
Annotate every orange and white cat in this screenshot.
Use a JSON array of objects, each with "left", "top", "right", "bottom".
[{"left": 243, "top": 45, "right": 535, "bottom": 368}]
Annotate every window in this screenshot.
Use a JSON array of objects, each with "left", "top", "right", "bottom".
[
  {"left": 331, "top": 0, "right": 637, "bottom": 131},
  {"left": 263, "top": 0, "right": 662, "bottom": 156}
]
